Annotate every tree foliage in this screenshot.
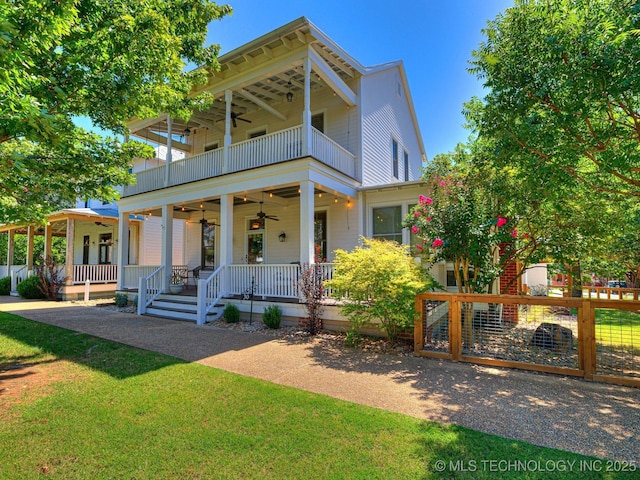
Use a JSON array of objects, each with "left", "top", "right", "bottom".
[
  {"left": 0, "top": 0, "right": 231, "bottom": 224},
  {"left": 469, "top": 0, "right": 640, "bottom": 197},
  {"left": 327, "top": 238, "right": 435, "bottom": 341}
]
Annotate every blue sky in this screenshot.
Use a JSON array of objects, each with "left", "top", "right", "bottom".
[{"left": 206, "top": 0, "right": 514, "bottom": 159}]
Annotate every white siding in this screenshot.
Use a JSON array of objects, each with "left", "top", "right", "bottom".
[
  {"left": 137, "top": 216, "right": 185, "bottom": 266},
  {"left": 361, "top": 67, "right": 423, "bottom": 186}
]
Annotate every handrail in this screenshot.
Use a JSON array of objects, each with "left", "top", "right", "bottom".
[
  {"left": 10, "top": 265, "right": 27, "bottom": 293},
  {"left": 137, "top": 266, "right": 165, "bottom": 315},
  {"left": 197, "top": 264, "right": 226, "bottom": 325}
]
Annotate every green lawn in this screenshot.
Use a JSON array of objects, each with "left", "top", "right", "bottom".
[
  {"left": 595, "top": 309, "right": 640, "bottom": 353},
  {"left": 0, "top": 312, "right": 634, "bottom": 479}
]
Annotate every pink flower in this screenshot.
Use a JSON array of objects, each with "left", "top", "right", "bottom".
[
  {"left": 439, "top": 180, "right": 446, "bottom": 187},
  {"left": 511, "top": 228, "right": 518, "bottom": 239},
  {"left": 415, "top": 244, "right": 423, "bottom": 252},
  {"left": 431, "top": 238, "right": 443, "bottom": 248},
  {"left": 413, "top": 211, "right": 421, "bottom": 218},
  {"left": 411, "top": 225, "right": 419, "bottom": 234},
  {"left": 496, "top": 216, "right": 507, "bottom": 228},
  {"left": 426, "top": 217, "right": 432, "bottom": 222},
  {"left": 418, "top": 195, "right": 433, "bottom": 205}
]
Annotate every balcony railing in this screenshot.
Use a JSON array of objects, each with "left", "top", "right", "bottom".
[
  {"left": 122, "top": 125, "right": 355, "bottom": 197},
  {"left": 72, "top": 264, "right": 118, "bottom": 284}
]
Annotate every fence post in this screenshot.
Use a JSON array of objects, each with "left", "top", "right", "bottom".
[
  {"left": 84, "top": 279, "right": 90, "bottom": 302},
  {"left": 580, "top": 299, "right": 596, "bottom": 380},
  {"left": 450, "top": 296, "right": 462, "bottom": 360},
  {"left": 414, "top": 295, "right": 424, "bottom": 353}
]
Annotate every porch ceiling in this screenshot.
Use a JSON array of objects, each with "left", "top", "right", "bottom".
[{"left": 130, "top": 20, "right": 359, "bottom": 142}]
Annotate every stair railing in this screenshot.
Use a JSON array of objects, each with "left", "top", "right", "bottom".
[
  {"left": 197, "top": 264, "right": 225, "bottom": 325},
  {"left": 137, "top": 266, "right": 165, "bottom": 315}
]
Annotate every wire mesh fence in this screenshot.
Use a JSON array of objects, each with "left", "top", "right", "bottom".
[
  {"left": 595, "top": 307, "right": 640, "bottom": 380},
  {"left": 415, "top": 293, "right": 640, "bottom": 388}
]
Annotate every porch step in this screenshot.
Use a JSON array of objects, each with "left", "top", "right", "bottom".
[{"left": 143, "top": 294, "right": 224, "bottom": 323}]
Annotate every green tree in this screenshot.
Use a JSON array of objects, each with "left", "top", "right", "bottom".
[
  {"left": 0, "top": 0, "right": 231, "bottom": 224},
  {"left": 468, "top": 0, "right": 640, "bottom": 197},
  {"left": 327, "top": 238, "right": 435, "bottom": 342}
]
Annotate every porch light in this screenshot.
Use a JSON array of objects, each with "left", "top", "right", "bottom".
[
  {"left": 279, "top": 231, "right": 287, "bottom": 242},
  {"left": 184, "top": 127, "right": 191, "bottom": 137},
  {"left": 286, "top": 81, "right": 293, "bottom": 102}
]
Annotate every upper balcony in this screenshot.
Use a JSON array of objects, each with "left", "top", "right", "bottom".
[{"left": 122, "top": 125, "right": 356, "bottom": 197}]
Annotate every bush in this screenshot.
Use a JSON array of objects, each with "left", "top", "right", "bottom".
[
  {"left": 223, "top": 304, "right": 240, "bottom": 323},
  {"left": 115, "top": 293, "right": 129, "bottom": 307},
  {"left": 327, "top": 238, "right": 436, "bottom": 342},
  {"left": 0, "top": 276, "right": 10, "bottom": 295},
  {"left": 16, "top": 275, "right": 46, "bottom": 299},
  {"left": 262, "top": 305, "right": 282, "bottom": 329}
]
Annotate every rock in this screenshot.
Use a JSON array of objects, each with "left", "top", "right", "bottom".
[{"left": 529, "top": 323, "right": 573, "bottom": 352}]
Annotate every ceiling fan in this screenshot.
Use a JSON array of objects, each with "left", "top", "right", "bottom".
[
  {"left": 256, "top": 201, "right": 279, "bottom": 222},
  {"left": 230, "top": 111, "right": 251, "bottom": 128},
  {"left": 199, "top": 210, "right": 220, "bottom": 228}
]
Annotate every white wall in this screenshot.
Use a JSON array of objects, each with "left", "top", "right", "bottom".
[
  {"left": 137, "top": 216, "right": 185, "bottom": 266},
  {"left": 360, "top": 66, "right": 423, "bottom": 186}
]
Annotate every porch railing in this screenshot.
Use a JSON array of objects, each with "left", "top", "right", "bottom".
[
  {"left": 311, "top": 128, "right": 356, "bottom": 177},
  {"left": 122, "top": 125, "right": 355, "bottom": 197},
  {"left": 197, "top": 264, "right": 225, "bottom": 325},
  {"left": 225, "top": 263, "right": 336, "bottom": 300},
  {"left": 72, "top": 264, "right": 117, "bottom": 284},
  {"left": 137, "top": 266, "right": 165, "bottom": 315},
  {"left": 123, "top": 265, "right": 162, "bottom": 289}
]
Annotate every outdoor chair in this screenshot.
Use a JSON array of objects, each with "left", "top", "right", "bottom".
[{"left": 186, "top": 266, "right": 201, "bottom": 286}]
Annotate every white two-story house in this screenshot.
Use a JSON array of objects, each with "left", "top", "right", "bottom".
[{"left": 116, "top": 17, "right": 428, "bottom": 323}]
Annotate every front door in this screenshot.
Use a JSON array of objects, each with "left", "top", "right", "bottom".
[{"left": 246, "top": 218, "right": 264, "bottom": 264}]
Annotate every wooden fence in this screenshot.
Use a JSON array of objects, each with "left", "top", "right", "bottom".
[{"left": 414, "top": 292, "right": 640, "bottom": 389}]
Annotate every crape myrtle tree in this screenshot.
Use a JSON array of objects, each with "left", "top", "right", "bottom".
[
  {"left": 466, "top": 0, "right": 640, "bottom": 292},
  {"left": 0, "top": 0, "right": 232, "bottom": 224},
  {"left": 403, "top": 144, "right": 540, "bottom": 345}
]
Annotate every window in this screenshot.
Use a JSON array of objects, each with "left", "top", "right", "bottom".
[
  {"left": 98, "top": 233, "right": 112, "bottom": 264},
  {"left": 248, "top": 129, "right": 266, "bottom": 139},
  {"left": 201, "top": 223, "right": 215, "bottom": 269},
  {"left": 314, "top": 211, "right": 327, "bottom": 261},
  {"left": 311, "top": 112, "right": 324, "bottom": 133},
  {"left": 392, "top": 139, "right": 399, "bottom": 179},
  {"left": 82, "top": 235, "right": 90, "bottom": 264},
  {"left": 204, "top": 142, "right": 219, "bottom": 152},
  {"left": 404, "top": 150, "right": 409, "bottom": 181},
  {"left": 246, "top": 218, "right": 264, "bottom": 264},
  {"left": 372, "top": 206, "right": 402, "bottom": 243}
]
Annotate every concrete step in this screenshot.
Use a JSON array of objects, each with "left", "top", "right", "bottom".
[
  {"left": 146, "top": 305, "right": 198, "bottom": 322},
  {"left": 144, "top": 296, "right": 225, "bottom": 323}
]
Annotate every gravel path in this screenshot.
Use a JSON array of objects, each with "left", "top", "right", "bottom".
[{"left": 1, "top": 297, "right": 639, "bottom": 465}]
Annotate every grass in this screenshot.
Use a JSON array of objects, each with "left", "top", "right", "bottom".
[
  {"left": 0, "top": 312, "right": 635, "bottom": 479},
  {"left": 595, "top": 308, "right": 640, "bottom": 353}
]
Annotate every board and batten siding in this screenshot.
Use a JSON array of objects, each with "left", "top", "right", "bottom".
[{"left": 360, "top": 66, "right": 423, "bottom": 186}]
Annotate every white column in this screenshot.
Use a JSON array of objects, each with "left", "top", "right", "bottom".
[
  {"left": 223, "top": 90, "right": 232, "bottom": 173},
  {"left": 219, "top": 194, "right": 233, "bottom": 266},
  {"left": 299, "top": 180, "right": 315, "bottom": 265},
  {"left": 302, "top": 56, "right": 312, "bottom": 156},
  {"left": 116, "top": 211, "right": 130, "bottom": 290},
  {"left": 7, "top": 229, "right": 14, "bottom": 270},
  {"left": 44, "top": 222, "right": 53, "bottom": 261},
  {"left": 65, "top": 219, "right": 75, "bottom": 285},
  {"left": 161, "top": 204, "right": 173, "bottom": 291},
  {"left": 26, "top": 225, "right": 35, "bottom": 272},
  {"left": 164, "top": 116, "right": 173, "bottom": 186}
]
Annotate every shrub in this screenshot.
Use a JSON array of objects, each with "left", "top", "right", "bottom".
[
  {"left": 327, "top": 237, "right": 436, "bottom": 342},
  {"left": 34, "top": 255, "right": 67, "bottom": 300},
  {"left": 262, "top": 305, "right": 282, "bottom": 329},
  {"left": 16, "top": 275, "right": 46, "bottom": 299},
  {"left": 0, "top": 276, "right": 10, "bottom": 295},
  {"left": 115, "top": 293, "right": 129, "bottom": 307},
  {"left": 223, "top": 304, "right": 240, "bottom": 323},
  {"left": 298, "top": 263, "right": 325, "bottom": 334}
]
